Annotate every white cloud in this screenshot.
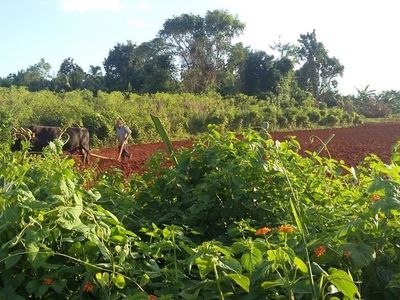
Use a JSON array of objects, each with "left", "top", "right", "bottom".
[
  {"left": 127, "top": 16, "right": 147, "bottom": 28},
  {"left": 136, "top": 1, "right": 151, "bottom": 11},
  {"left": 61, "top": 0, "right": 123, "bottom": 13}
]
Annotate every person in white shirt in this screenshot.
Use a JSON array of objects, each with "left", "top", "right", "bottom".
[{"left": 116, "top": 118, "right": 132, "bottom": 160}]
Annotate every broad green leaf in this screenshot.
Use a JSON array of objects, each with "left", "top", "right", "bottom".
[
  {"left": 251, "top": 261, "right": 271, "bottom": 282},
  {"left": 212, "top": 245, "right": 232, "bottom": 257},
  {"left": 5, "top": 253, "right": 22, "bottom": 270},
  {"left": 35, "top": 284, "right": 50, "bottom": 297},
  {"left": 110, "top": 235, "right": 126, "bottom": 243},
  {"left": 51, "top": 279, "right": 67, "bottom": 293},
  {"left": 26, "top": 280, "right": 40, "bottom": 294},
  {"left": 111, "top": 273, "right": 126, "bottom": 289},
  {"left": 162, "top": 227, "right": 171, "bottom": 239},
  {"left": 261, "top": 278, "right": 285, "bottom": 289},
  {"left": 95, "top": 273, "right": 105, "bottom": 287},
  {"left": 151, "top": 114, "right": 177, "bottom": 165},
  {"left": 231, "top": 242, "right": 247, "bottom": 254},
  {"left": 68, "top": 242, "right": 83, "bottom": 256},
  {"left": 3, "top": 206, "right": 21, "bottom": 223},
  {"left": 27, "top": 243, "right": 52, "bottom": 269},
  {"left": 292, "top": 280, "right": 312, "bottom": 294},
  {"left": 294, "top": 257, "right": 308, "bottom": 273},
  {"left": 59, "top": 178, "right": 75, "bottom": 198},
  {"left": 241, "top": 247, "right": 263, "bottom": 273},
  {"left": 56, "top": 206, "right": 82, "bottom": 230},
  {"left": 194, "top": 257, "right": 213, "bottom": 279},
  {"left": 267, "top": 248, "right": 289, "bottom": 265},
  {"left": 227, "top": 274, "right": 250, "bottom": 292},
  {"left": 219, "top": 256, "right": 242, "bottom": 273},
  {"left": 327, "top": 268, "right": 360, "bottom": 299},
  {"left": 139, "top": 274, "right": 150, "bottom": 287},
  {"left": 102, "top": 272, "right": 110, "bottom": 284}
]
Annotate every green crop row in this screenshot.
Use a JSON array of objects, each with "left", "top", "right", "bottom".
[{"left": 0, "top": 127, "right": 399, "bottom": 299}]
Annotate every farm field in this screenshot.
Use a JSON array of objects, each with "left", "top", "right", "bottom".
[
  {"left": 2, "top": 120, "right": 400, "bottom": 299},
  {"left": 89, "top": 121, "right": 400, "bottom": 177}
]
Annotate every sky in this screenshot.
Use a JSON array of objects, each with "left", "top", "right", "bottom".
[{"left": 1, "top": 0, "right": 399, "bottom": 95}]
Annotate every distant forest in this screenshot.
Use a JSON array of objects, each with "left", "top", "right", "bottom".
[{"left": 1, "top": 9, "right": 400, "bottom": 118}]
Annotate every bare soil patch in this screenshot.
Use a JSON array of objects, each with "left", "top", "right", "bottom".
[{"left": 82, "top": 122, "right": 400, "bottom": 177}]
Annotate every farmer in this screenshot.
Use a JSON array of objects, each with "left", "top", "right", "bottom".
[{"left": 116, "top": 118, "right": 132, "bottom": 160}]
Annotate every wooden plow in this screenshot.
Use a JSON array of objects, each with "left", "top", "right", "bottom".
[{"left": 89, "top": 152, "right": 115, "bottom": 160}]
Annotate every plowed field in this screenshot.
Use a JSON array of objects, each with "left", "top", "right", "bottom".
[{"left": 84, "top": 122, "right": 400, "bottom": 177}]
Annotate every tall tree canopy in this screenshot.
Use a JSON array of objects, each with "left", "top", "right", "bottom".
[
  {"left": 296, "top": 30, "right": 344, "bottom": 103},
  {"left": 159, "top": 9, "right": 245, "bottom": 93},
  {"left": 83, "top": 65, "right": 104, "bottom": 96},
  {"left": 103, "top": 41, "right": 137, "bottom": 93},
  {"left": 103, "top": 39, "right": 176, "bottom": 94},
  {"left": 0, "top": 58, "right": 51, "bottom": 91},
  {"left": 237, "top": 50, "right": 294, "bottom": 99},
  {"left": 54, "top": 58, "right": 85, "bottom": 91}
]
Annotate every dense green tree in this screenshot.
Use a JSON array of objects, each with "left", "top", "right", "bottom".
[
  {"left": 270, "top": 39, "right": 299, "bottom": 63},
  {"left": 23, "top": 58, "right": 52, "bottom": 91},
  {"left": 353, "top": 86, "right": 390, "bottom": 117},
  {"left": 0, "top": 72, "right": 21, "bottom": 87},
  {"left": 103, "top": 41, "right": 137, "bottom": 93},
  {"left": 159, "top": 10, "right": 245, "bottom": 93},
  {"left": 378, "top": 90, "right": 400, "bottom": 114},
  {"left": 296, "top": 30, "right": 344, "bottom": 103},
  {"left": 135, "top": 38, "right": 178, "bottom": 93},
  {"left": 218, "top": 42, "right": 248, "bottom": 95},
  {"left": 83, "top": 65, "right": 104, "bottom": 96},
  {"left": 53, "top": 58, "right": 85, "bottom": 91},
  {"left": 238, "top": 50, "right": 293, "bottom": 99},
  {"left": 103, "top": 39, "right": 176, "bottom": 95},
  {"left": 0, "top": 58, "right": 51, "bottom": 91}
]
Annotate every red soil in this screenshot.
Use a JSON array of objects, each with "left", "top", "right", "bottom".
[{"left": 83, "top": 122, "right": 400, "bottom": 177}]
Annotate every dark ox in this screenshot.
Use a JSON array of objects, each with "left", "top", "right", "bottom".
[{"left": 12, "top": 126, "right": 90, "bottom": 163}]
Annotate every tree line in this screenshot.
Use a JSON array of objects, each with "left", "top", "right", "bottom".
[
  {"left": 2, "top": 9, "right": 400, "bottom": 118},
  {"left": 0, "top": 11, "right": 341, "bottom": 101}
]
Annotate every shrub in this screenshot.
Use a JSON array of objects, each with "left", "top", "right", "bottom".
[
  {"left": 320, "top": 113, "right": 340, "bottom": 126},
  {"left": 295, "top": 113, "right": 310, "bottom": 127},
  {"left": 277, "top": 114, "right": 288, "bottom": 128},
  {"left": 307, "top": 109, "right": 321, "bottom": 123},
  {"left": 357, "top": 99, "right": 391, "bottom": 118},
  {"left": 283, "top": 107, "right": 299, "bottom": 126},
  {"left": 82, "top": 113, "right": 112, "bottom": 141}
]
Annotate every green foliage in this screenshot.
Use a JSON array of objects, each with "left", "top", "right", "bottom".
[
  {"left": 1, "top": 127, "right": 400, "bottom": 298},
  {"left": 296, "top": 29, "right": 344, "bottom": 102},
  {"left": 0, "top": 111, "right": 14, "bottom": 150},
  {"left": 160, "top": 9, "right": 245, "bottom": 93},
  {"left": 0, "top": 88, "right": 358, "bottom": 149}
]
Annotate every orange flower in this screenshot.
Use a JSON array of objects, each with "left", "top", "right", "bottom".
[
  {"left": 42, "top": 278, "right": 54, "bottom": 285},
  {"left": 371, "top": 194, "right": 381, "bottom": 202},
  {"left": 278, "top": 225, "right": 295, "bottom": 233},
  {"left": 148, "top": 295, "right": 157, "bottom": 300},
  {"left": 314, "top": 245, "right": 326, "bottom": 257},
  {"left": 83, "top": 281, "right": 94, "bottom": 293},
  {"left": 343, "top": 250, "right": 351, "bottom": 258},
  {"left": 255, "top": 227, "right": 272, "bottom": 235}
]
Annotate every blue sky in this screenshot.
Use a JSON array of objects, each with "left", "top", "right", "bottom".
[{"left": 1, "top": 0, "right": 399, "bottom": 94}]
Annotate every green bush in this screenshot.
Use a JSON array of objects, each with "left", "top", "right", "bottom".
[
  {"left": 2, "top": 127, "right": 400, "bottom": 298},
  {"left": 320, "top": 113, "right": 340, "bottom": 126},
  {"left": 0, "top": 87, "right": 359, "bottom": 147},
  {"left": 277, "top": 114, "right": 288, "bottom": 128},
  {"left": 82, "top": 113, "right": 112, "bottom": 141},
  {"left": 307, "top": 109, "right": 321, "bottom": 123},
  {"left": 283, "top": 107, "right": 299, "bottom": 126},
  {"left": 295, "top": 112, "right": 310, "bottom": 127}
]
